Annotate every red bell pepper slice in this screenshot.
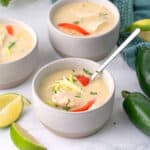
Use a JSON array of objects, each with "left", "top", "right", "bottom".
[
  {"left": 6, "top": 25, "right": 14, "bottom": 36},
  {"left": 76, "top": 75, "right": 90, "bottom": 86},
  {"left": 70, "top": 99, "right": 96, "bottom": 112},
  {"left": 58, "top": 23, "right": 90, "bottom": 36}
]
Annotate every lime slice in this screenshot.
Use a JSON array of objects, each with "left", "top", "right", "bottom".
[
  {"left": 10, "top": 123, "right": 46, "bottom": 150},
  {"left": 0, "top": 96, "right": 23, "bottom": 128},
  {"left": 139, "top": 31, "right": 150, "bottom": 42},
  {"left": 0, "top": 93, "right": 31, "bottom": 107},
  {"left": 125, "top": 19, "right": 150, "bottom": 32}
]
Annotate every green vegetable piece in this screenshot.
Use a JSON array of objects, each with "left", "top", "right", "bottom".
[
  {"left": 67, "top": 74, "right": 76, "bottom": 83},
  {"left": 83, "top": 68, "right": 92, "bottom": 76},
  {"left": 66, "top": 99, "right": 71, "bottom": 106},
  {"left": 136, "top": 47, "right": 150, "bottom": 97},
  {"left": 63, "top": 99, "right": 71, "bottom": 111},
  {"left": 52, "top": 84, "right": 60, "bottom": 94},
  {"left": 99, "top": 13, "right": 108, "bottom": 17},
  {"left": 0, "top": 0, "right": 11, "bottom": 6},
  {"left": 75, "top": 92, "right": 82, "bottom": 98},
  {"left": 8, "top": 41, "right": 16, "bottom": 49},
  {"left": 63, "top": 106, "right": 70, "bottom": 111},
  {"left": 90, "top": 91, "right": 98, "bottom": 95},
  {"left": 73, "top": 21, "right": 80, "bottom": 25},
  {"left": 122, "top": 90, "right": 150, "bottom": 136}
]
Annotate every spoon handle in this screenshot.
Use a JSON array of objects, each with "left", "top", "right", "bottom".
[{"left": 91, "top": 28, "right": 141, "bottom": 81}]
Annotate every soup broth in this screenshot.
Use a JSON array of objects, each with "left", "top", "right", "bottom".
[
  {"left": 38, "top": 69, "right": 110, "bottom": 112},
  {"left": 0, "top": 23, "right": 34, "bottom": 63},
  {"left": 53, "top": 1, "right": 116, "bottom": 36}
]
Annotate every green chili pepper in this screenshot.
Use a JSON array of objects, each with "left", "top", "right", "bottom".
[
  {"left": 122, "top": 91, "right": 150, "bottom": 136},
  {"left": 136, "top": 47, "right": 150, "bottom": 97}
]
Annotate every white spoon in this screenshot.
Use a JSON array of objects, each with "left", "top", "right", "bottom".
[{"left": 91, "top": 28, "right": 141, "bottom": 81}]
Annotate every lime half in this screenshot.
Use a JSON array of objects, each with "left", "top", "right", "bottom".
[
  {"left": 10, "top": 123, "right": 46, "bottom": 150},
  {"left": 0, "top": 95, "right": 23, "bottom": 128}
]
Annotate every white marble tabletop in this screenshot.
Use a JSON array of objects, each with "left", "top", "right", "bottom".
[{"left": 0, "top": 0, "right": 149, "bottom": 150}]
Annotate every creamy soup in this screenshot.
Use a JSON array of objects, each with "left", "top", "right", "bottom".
[
  {"left": 0, "top": 23, "right": 34, "bottom": 63},
  {"left": 38, "top": 68, "right": 110, "bottom": 112},
  {"left": 53, "top": 1, "right": 116, "bottom": 36}
]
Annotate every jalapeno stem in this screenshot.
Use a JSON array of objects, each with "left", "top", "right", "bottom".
[{"left": 122, "top": 91, "right": 131, "bottom": 98}]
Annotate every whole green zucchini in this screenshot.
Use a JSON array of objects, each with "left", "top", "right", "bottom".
[
  {"left": 136, "top": 47, "right": 150, "bottom": 97},
  {"left": 122, "top": 91, "right": 150, "bottom": 136}
]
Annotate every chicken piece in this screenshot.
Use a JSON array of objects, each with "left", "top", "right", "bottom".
[
  {"left": 52, "top": 90, "right": 81, "bottom": 108},
  {"left": 80, "top": 16, "right": 106, "bottom": 33}
]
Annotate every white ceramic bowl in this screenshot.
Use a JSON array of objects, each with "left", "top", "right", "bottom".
[
  {"left": 0, "top": 18, "right": 38, "bottom": 89},
  {"left": 48, "top": 0, "right": 120, "bottom": 60},
  {"left": 32, "top": 58, "right": 115, "bottom": 138}
]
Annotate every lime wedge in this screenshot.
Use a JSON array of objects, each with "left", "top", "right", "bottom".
[
  {"left": 139, "top": 31, "right": 150, "bottom": 42},
  {"left": 0, "top": 0, "right": 11, "bottom": 6},
  {"left": 0, "top": 93, "right": 31, "bottom": 107},
  {"left": 125, "top": 19, "right": 150, "bottom": 32},
  {"left": 14, "top": 93, "right": 31, "bottom": 106},
  {"left": 10, "top": 123, "right": 46, "bottom": 150},
  {"left": 0, "top": 96, "right": 23, "bottom": 128}
]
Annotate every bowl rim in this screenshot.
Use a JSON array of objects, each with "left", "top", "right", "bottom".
[
  {"left": 32, "top": 58, "right": 115, "bottom": 115},
  {"left": 0, "top": 18, "right": 38, "bottom": 65},
  {"left": 48, "top": 0, "right": 120, "bottom": 39}
]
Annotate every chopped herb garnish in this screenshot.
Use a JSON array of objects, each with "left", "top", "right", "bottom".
[
  {"left": 73, "top": 21, "right": 80, "bottom": 25},
  {"left": 6, "top": 41, "right": 16, "bottom": 56},
  {"left": 75, "top": 92, "right": 82, "bottom": 98},
  {"left": 99, "top": 13, "right": 108, "bottom": 17},
  {"left": 66, "top": 99, "right": 71, "bottom": 106},
  {"left": 66, "top": 74, "right": 76, "bottom": 83},
  {"left": 53, "top": 89, "right": 57, "bottom": 94},
  {"left": 83, "top": 68, "right": 92, "bottom": 76},
  {"left": 52, "top": 85, "right": 59, "bottom": 94},
  {"left": 90, "top": 91, "right": 98, "bottom": 95},
  {"left": 8, "top": 41, "right": 16, "bottom": 49},
  {"left": 63, "top": 99, "right": 71, "bottom": 111},
  {"left": 63, "top": 106, "right": 70, "bottom": 111},
  {"left": 75, "top": 95, "right": 81, "bottom": 98}
]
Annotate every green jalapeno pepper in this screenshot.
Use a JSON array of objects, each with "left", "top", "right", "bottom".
[
  {"left": 136, "top": 47, "right": 150, "bottom": 97},
  {"left": 122, "top": 91, "right": 150, "bottom": 136}
]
